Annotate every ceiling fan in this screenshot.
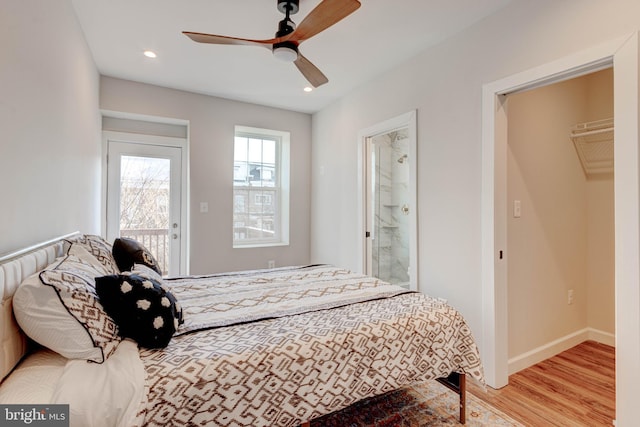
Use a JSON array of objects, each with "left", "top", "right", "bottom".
[{"left": 183, "top": 0, "right": 361, "bottom": 88}]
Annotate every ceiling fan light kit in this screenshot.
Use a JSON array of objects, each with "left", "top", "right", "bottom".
[
  {"left": 273, "top": 42, "right": 299, "bottom": 62},
  {"left": 183, "top": 0, "right": 361, "bottom": 88}
]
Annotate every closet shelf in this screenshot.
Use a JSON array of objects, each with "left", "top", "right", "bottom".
[{"left": 570, "top": 118, "right": 613, "bottom": 176}]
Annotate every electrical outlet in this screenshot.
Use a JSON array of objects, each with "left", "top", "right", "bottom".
[
  {"left": 268, "top": 260, "right": 275, "bottom": 269},
  {"left": 567, "top": 289, "right": 574, "bottom": 305}
]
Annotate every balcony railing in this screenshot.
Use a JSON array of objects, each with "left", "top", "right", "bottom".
[{"left": 120, "top": 228, "right": 169, "bottom": 276}]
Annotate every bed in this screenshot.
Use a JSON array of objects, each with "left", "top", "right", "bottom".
[{"left": 0, "top": 233, "right": 484, "bottom": 426}]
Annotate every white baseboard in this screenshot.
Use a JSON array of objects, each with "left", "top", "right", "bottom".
[
  {"left": 587, "top": 328, "right": 615, "bottom": 347},
  {"left": 508, "top": 328, "right": 615, "bottom": 375}
]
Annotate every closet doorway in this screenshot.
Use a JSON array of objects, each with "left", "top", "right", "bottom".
[
  {"left": 505, "top": 69, "right": 615, "bottom": 374},
  {"left": 481, "top": 36, "right": 640, "bottom": 426}
]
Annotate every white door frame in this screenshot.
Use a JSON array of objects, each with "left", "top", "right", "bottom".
[
  {"left": 357, "top": 110, "right": 418, "bottom": 291},
  {"left": 481, "top": 33, "right": 640, "bottom": 425},
  {"left": 102, "top": 131, "right": 189, "bottom": 276}
]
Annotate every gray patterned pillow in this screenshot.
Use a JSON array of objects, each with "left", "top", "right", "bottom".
[
  {"left": 14, "top": 245, "right": 121, "bottom": 362},
  {"left": 65, "top": 234, "right": 119, "bottom": 274}
]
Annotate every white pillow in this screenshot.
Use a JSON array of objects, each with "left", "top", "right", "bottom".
[{"left": 13, "top": 245, "right": 121, "bottom": 363}]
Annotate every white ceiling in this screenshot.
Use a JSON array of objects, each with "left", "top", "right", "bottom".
[{"left": 71, "top": 0, "right": 513, "bottom": 114}]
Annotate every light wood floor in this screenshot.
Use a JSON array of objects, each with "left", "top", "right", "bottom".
[{"left": 468, "top": 341, "right": 615, "bottom": 426}]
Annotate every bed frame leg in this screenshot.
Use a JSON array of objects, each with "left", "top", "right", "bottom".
[
  {"left": 459, "top": 373, "right": 466, "bottom": 424},
  {"left": 436, "top": 372, "right": 467, "bottom": 424}
]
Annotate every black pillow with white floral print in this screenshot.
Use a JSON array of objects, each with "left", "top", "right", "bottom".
[{"left": 95, "top": 273, "right": 184, "bottom": 349}]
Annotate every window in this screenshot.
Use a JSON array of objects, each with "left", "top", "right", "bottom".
[{"left": 233, "top": 126, "right": 290, "bottom": 247}]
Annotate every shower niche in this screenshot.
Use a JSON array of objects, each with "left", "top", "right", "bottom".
[{"left": 360, "top": 111, "right": 417, "bottom": 290}]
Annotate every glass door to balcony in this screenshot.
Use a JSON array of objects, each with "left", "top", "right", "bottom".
[{"left": 105, "top": 134, "right": 184, "bottom": 276}]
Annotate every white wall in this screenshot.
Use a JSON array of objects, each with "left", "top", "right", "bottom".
[
  {"left": 100, "top": 77, "right": 312, "bottom": 274},
  {"left": 0, "top": 0, "right": 101, "bottom": 255},
  {"left": 311, "top": 0, "right": 639, "bottom": 377}
]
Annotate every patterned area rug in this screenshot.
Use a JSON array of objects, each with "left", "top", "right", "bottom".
[{"left": 310, "top": 381, "right": 523, "bottom": 426}]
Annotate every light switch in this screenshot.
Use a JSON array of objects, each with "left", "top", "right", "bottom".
[
  {"left": 200, "top": 202, "right": 209, "bottom": 213},
  {"left": 513, "top": 200, "right": 521, "bottom": 218}
]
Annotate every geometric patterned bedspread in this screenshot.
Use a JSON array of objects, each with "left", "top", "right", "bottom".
[
  {"left": 135, "top": 266, "right": 484, "bottom": 426},
  {"left": 169, "top": 265, "right": 413, "bottom": 333}
]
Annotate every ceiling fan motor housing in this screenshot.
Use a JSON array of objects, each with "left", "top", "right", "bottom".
[
  {"left": 277, "top": 0, "right": 299, "bottom": 15},
  {"left": 276, "top": 17, "right": 296, "bottom": 37}
]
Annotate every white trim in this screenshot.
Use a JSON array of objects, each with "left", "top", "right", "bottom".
[
  {"left": 102, "top": 130, "right": 188, "bottom": 148},
  {"left": 357, "top": 111, "right": 418, "bottom": 291},
  {"left": 508, "top": 328, "right": 615, "bottom": 375},
  {"left": 589, "top": 328, "right": 616, "bottom": 347},
  {"left": 612, "top": 32, "right": 640, "bottom": 427},
  {"left": 481, "top": 34, "right": 632, "bottom": 390},
  {"left": 101, "top": 109, "right": 189, "bottom": 126}
]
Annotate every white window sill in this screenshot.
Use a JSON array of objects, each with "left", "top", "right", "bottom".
[{"left": 233, "top": 241, "right": 290, "bottom": 249}]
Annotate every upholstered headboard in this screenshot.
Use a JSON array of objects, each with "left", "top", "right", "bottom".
[{"left": 0, "top": 233, "right": 78, "bottom": 380}]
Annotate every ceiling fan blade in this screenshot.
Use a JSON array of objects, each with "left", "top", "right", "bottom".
[
  {"left": 294, "top": 53, "right": 328, "bottom": 88},
  {"left": 289, "top": 0, "right": 361, "bottom": 43},
  {"left": 183, "top": 31, "right": 278, "bottom": 48}
]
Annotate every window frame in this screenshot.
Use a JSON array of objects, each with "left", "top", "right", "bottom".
[{"left": 233, "top": 125, "right": 290, "bottom": 248}]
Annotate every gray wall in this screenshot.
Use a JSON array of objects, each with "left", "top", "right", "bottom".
[
  {"left": 0, "top": 0, "right": 101, "bottom": 255},
  {"left": 100, "top": 77, "right": 312, "bottom": 274}
]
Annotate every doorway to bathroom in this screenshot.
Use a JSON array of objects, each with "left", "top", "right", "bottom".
[{"left": 358, "top": 111, "right": 418, "bottom": 290}]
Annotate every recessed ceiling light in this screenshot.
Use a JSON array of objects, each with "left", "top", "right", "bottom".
[
  {"left": 143, "top": 50, "right": 157, "bottom": 58},
  {"left": 303, "top": 86, "right": 313, "bottom": 93}
]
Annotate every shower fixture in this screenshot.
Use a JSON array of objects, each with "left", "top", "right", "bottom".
[{"left": 397, "top": 154, "right": 408, "bottom": 164}]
